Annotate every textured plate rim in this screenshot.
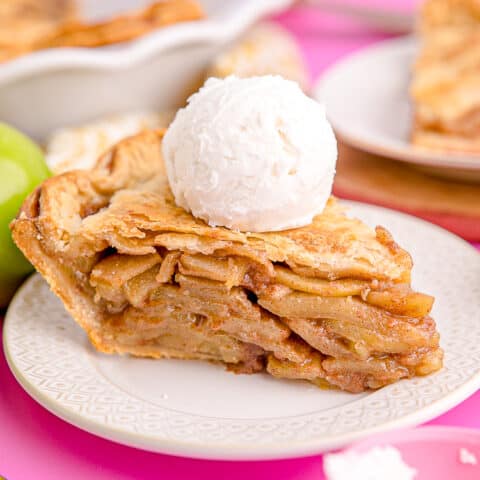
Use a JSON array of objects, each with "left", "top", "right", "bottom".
[
  {"left": 4, "top": 201, "right": 480, "bottom": 461},
  {"left": 314, "top": 36, "right": 480, "bottom": 172},
  {"left": 0, "top": 0, "right": 292, "bottom": 85}
]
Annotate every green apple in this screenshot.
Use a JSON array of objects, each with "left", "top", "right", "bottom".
[{"left": 0, "top": 123, "right": 50, "bottom": 307}]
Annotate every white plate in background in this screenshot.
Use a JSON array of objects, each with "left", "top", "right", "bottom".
[
  {"left": 314, "top": 37, "right": 480, "bottom": 182},
  {"left": 4, "top": 202, "right": 480, "bottom": 460}
]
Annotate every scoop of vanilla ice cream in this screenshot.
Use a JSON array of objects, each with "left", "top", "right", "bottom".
[{"left": 162, "top": 75, "right": 337, "bottom": 232}]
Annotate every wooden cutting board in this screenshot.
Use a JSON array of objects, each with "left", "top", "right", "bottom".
[{"left": 333, "top": 143, "right": 480, "bottom": 241}]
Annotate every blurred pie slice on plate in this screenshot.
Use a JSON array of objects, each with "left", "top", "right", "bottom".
[
  {"left": 411, "top": 0, "right": 480, "bottom": 154},
  {"left": 10, "top": 130, "right": 443, "bottom": 393}
]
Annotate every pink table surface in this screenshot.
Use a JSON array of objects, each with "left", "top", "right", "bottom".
[{"left": 2, "top": 3, "right": 479, "bottom": 479}]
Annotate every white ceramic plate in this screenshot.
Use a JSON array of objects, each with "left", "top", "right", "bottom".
[
  {"left": 0, "top": 0, "right": 291, "bottom": 140},
  {"left": 4, "top": 202, "right": 480, "bottom": 460},
  {"left": 314, "top": 37, "right": 480, "bottom": 182}
]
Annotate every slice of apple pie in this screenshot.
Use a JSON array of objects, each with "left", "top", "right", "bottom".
[{"left": 11, "top": 130, "right": 442, "bottom": 393}]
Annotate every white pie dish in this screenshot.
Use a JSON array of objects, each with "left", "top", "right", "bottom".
[{"left": 0, "top": 0, "right": 291, "bottom": 140}]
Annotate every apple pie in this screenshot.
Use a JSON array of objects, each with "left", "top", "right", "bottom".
[
  {"left": 11, "top": 130, "right": 443, "bottom": 393},
  {"left": 411, "top": 0, "right": 480, "bottom": 153}
]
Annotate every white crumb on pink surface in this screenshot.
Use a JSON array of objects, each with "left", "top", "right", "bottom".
[
  {"left": 459, "top": 447, "right": 477, "bottom": 466},
  {"left": 323, "top": 445, "right": 417, "bottom": 480}
]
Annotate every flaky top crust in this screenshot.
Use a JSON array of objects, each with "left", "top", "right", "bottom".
[{"left": 13, "top": 130, "right": 413, "bottom": 286}]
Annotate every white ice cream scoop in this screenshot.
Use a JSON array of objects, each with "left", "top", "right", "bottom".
[{"left": 162, "top": 75, "right": 337, "bottom": 232}]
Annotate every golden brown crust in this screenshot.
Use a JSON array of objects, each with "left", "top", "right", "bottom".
[
  {"left": 11, "top": 130, "right": 442, "bottom": 392},
  {"left": 1, "top": 0, "right": 203, "bottom": 62},
  {"left": 20, "top": 130, "right": 413, "bottom": 283},
  {"left": 0, "top": 0, "right": 77, "bottom": 60},
  {"left": 39, "top": 0, "right": 204, "bottom": 49},
  {"left": 420, "top": 0, "right": 480, "bottom": 32},
  {"left": 411, "top": 0, "right": 480, "bottom": 153}
]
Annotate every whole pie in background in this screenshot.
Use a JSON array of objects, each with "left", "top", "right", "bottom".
[{"left": 11, "top": 130, "right": 443, "bottom": 393}]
